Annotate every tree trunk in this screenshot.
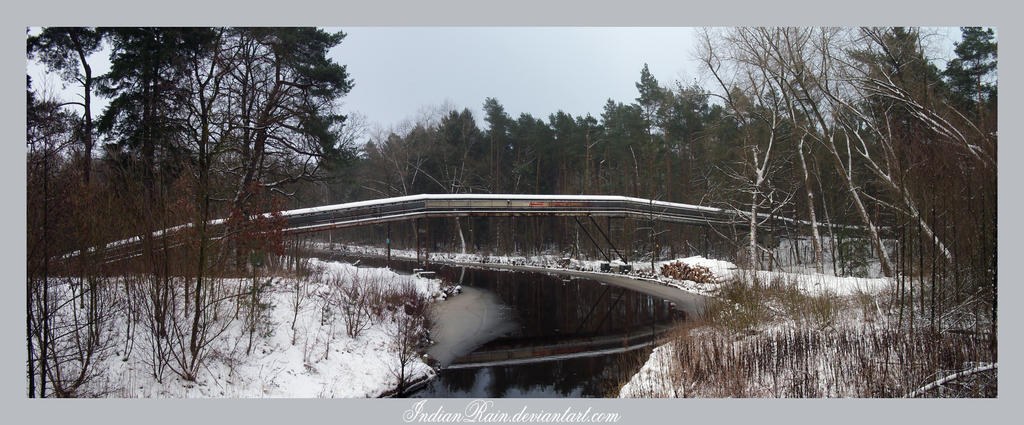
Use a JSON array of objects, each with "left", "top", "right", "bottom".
[
  {"left": 455, "top": 217, "right": 467, "bottom": 254},
  {"left": 189, "top": 109, "right": 211, "bottom": 374},
  {"left": 749, "top": 191, "right": 759, "bottom": 272},
  {"left": 827, "top": 137, "right": 893, "bottom": 277},
  {"left": 796, "top": 138, "right": 824, "bottom": 273},
  {"left": 70, "top": 31, "right": 93, "bottom": 186}
]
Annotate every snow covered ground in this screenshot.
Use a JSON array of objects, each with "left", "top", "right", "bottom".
[
  {"left": 617, "top": 339, "right": 681, "bottom": 398},
  {"left": 43, "top": 235, "right": 981, "bottom": 398},
  {"left": 615, "top": 308, "right": 998, "bottom": 398},
  {"left": 315, "top": 240, "right": 890, "bottom": 298},
  {"left": 77, "top": 259, "right": 442, "bottom": 398},
  {"left": 617, "top": 257, "right": 914, "bottom": 397},
  {"left": 664, "top": 255, "right": 890, "bottom": 297}
]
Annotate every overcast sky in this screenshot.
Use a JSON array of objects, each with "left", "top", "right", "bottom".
[
  {"left": 28, "top": 27, "right": 966, "bottom": 140},
  {"left": 330, "top": 27, "right": 702, "bottom": 131}
]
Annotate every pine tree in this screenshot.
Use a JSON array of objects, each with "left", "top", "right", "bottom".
[
  {"left": 482, "top": 97, "right": 511, "bottom": 193},
  {"left": 27, "top": 28, "right": 103, "bottom": 185},
  {"left": 635, "top": 63, "right": 663, "bottom": 148},
  {"left": 944, "top": 27, "right": 997, "bottom": 117}
]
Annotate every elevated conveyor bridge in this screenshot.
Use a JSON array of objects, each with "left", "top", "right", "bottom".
[{"left": 70, "top": 194, "right": 800, "bottom": 264}]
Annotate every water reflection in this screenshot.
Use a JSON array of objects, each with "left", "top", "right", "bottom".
[
  {"left": 420, "top": 264, "right": 678, "bottom": 397},
  {"left": 411, "top": 351, "right": 645, "bottom": 398},
  {"left": 442, "top": 267, "right": 675, "bottom": 341},
  {"left": 425, "top": 286, "right": 518, "bottom": 366},
  {"left": 307, "top": 251, "right": 681, "bottom": 398}
]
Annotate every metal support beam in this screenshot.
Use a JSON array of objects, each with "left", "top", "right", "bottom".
[
  {"left": 573, "top": 216, "right": 612, "bottom": 263},
  {"left": 574, "top": 284, "right": 611, "bottom": 335},
  {"left": 589, "top": 216, "right": 628, "bottom": 264},
  {"left": 593, "top": 288, "right": 627, "bottom": 333}
]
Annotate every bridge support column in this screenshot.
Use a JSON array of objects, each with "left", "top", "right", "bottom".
[
  {"left": 415, "top": 218, "right": 430, "bottom": 267},
  {"left": 415, "top": 218, "right": 423, "bottom": 266},
  {"left": 704, "top": 226, "right": 710, "bottom": 259}
]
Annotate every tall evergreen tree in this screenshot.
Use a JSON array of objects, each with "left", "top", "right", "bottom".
[
  {"left": 98, "top": 28, "right": 215, "bottom": 194},
  {"left": 944, "top": 27, "right": 997, "bottom": 117},
  {"left": 221, "top": 27, "right": 354, "bottom": 213},
  {"left": 436, "top": 108, "right": 484, "bottom": 193},
  {"left": 27, "top": 28, "right": 103, "bottom": 185},
  {"left": 482, "top": 97, "right": 511, "bottom": 193},
  {"left": 635, "top": 63, "right": 663, "bottom": 145}
]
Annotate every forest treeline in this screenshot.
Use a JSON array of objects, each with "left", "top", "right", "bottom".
[
  {"left": 350, "top": 28, "right": 995, "bottom": 284},
  {"left": 26, "top": 27, "right": 996, "bottom": 397}
]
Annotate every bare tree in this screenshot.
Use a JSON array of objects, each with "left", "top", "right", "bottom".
[
  {"left": 755, "top": 27, "right": 827, "bottom": 273},
  {"left": 725, "top": 27, "right": 895, "bottom": 276},
  {"left": 387, "top": 313, "right": 424, "bottom": 395},
  {"left": 698, "top": 28, "right": 794, "bottom": 272},
  {"left": 362, "top": 121, "right": 431, "bottom": 197},
  {"left": 27, "top": 90, "right": 114, "bottom": 397},
  {"left": 338, "top": 273, "right": 372, "bottom": 338}
]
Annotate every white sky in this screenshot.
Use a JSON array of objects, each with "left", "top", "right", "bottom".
[
  {"left": 27, "top": 27, "right": 967, "bottom": 140},
  {"left": 330, "top": 27, "right": 702, "bottom": 130}
]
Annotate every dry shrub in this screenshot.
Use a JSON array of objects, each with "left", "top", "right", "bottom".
[
  {"left": 851, "top": 288, "right": 879, "bottom": 321},
  {"left": 634, "top": 324, "right": 995, "bottom": 398},
  {"left": 323, "top": 271, "right": 432, "bottom": 340},
  {"left": 704, "top": 277, "right": 772, "bottom": 334},
  {"left": 341, "top": 276, "right": 373, "bottom": 338},
  {"left": 387, "top": 313, "right": 427, "bottom": 395},
  {"left": 319, "top": 272, "right": 371, "bottom": 339},
  {"left": 392, "top": 281, "right": 429, "bottom": 315},
  {"left": 805, "top": 293, "right": 842, "bottom": 330},
  {"left": 768, "top": 276, "right": 806, "bottom": 320},
  {"left": 765, "top": 275, "right": 843, "bottom": 330},
  {"left": 381, "top": 280, "right": 432, "bottom": 395}
]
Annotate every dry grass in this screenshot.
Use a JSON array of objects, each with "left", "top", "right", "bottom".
[
  {"left": 702, "top": 279, "right": 772, "bottom": 334},
  {"left": 623, "top": 322, "right": 995, "bottom": 398},
  {"left": 703, "top": 273, "right": 847, "bottom": 333},
  {"left": 623, "top": 270, "right": 996, "bottom": 398}
]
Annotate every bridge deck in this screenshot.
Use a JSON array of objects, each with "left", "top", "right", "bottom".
[
  {"left": 67, "top": 194, "right": 802, "bottom": 261},
  {"left": 280, "top": 193, "right": 754, "bottom": 234}
]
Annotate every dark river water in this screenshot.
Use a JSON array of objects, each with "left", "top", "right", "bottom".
[{"left": 309, "top": 251, "right": 685, "bottom": 398}]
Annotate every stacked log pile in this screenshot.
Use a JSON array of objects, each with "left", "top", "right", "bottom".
[{"left": 660, "top": 261, "right": 718, "bottom": 283}]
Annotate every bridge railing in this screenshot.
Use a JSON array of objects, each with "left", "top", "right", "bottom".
[{"left": 63, "top": 194, "right": 826, "bottom": 262}]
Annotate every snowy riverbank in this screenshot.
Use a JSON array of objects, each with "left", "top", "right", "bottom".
[
  {"left": 617, "top": 261, "right": 995, "bottom": 398},
  {"left": 313, "top": 241, "right": 890, "bottom": 297},
  {"left": 74, "top": 259, "right": 443, "bottom": 398},
  {"left": 618, "top": 253, "right": 905, "bottom": 397}
]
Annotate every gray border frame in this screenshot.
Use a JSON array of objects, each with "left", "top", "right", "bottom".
[{"left": 4, "top": 1, "right": 1017, "bottom": 424}]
